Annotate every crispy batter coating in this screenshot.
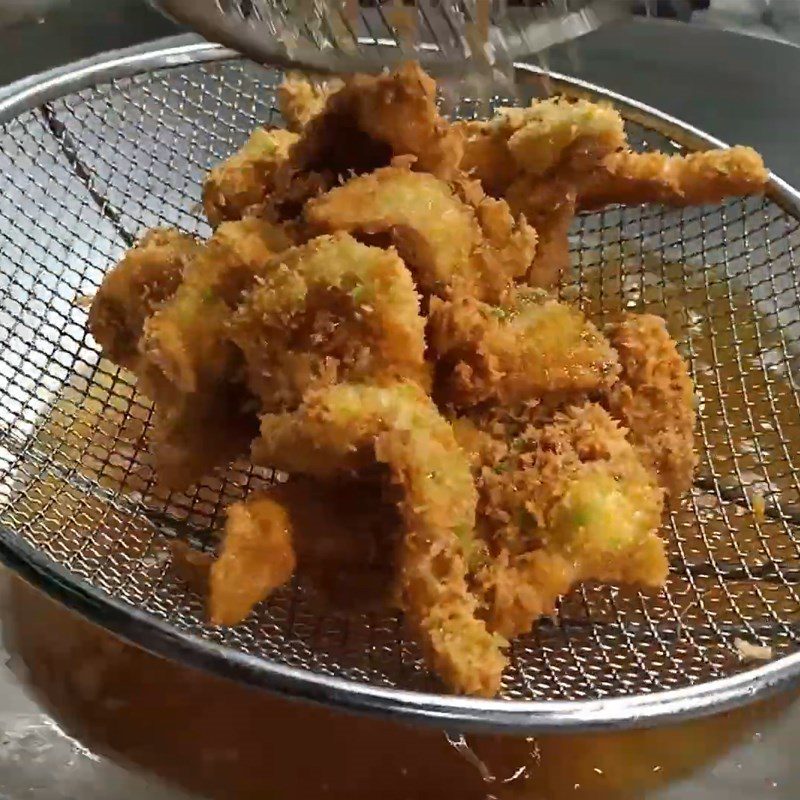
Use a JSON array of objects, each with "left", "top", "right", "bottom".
[
  {"left": 306, "top": 166, "right": 535, "bottom": 300},
  {"left": 210, "top": 492, "right": 297, "bottom": 626},
  {"left": 146, "top": 381, "right": 258, "bottom": 489},
  {"left": 456, "top": 119, "right": 520, "bottom": 197},
  {"left": 502, "top": 97, "right": 626, "bottom": 178},
  {"left": 88, "top": 229, "right": 199, "bottom": 369},
  {"left": 253, "top": 382, "right": 507, "bottom": 697},
  {"left": 578, "top": 146, "right": 768, "bottom": 209},
  {"left": 210, "top": 478, "right": 401, "bottom": 624},
  {"left": 604, "top": 313, "right": 697, "bottom": 500},
  {"left": 229, "top": 233, "right": 428, "bottom": 411},
  {"left": 277, "top": 73, "right": 344, "bottom": 132},
  {"left": 504, "top": 175, "right": 578, "bottom": 288},
  {"left": 458, "top": 97, "right": 626, "bottom": 194},
  {"left": 203, "top": 127, "right": 299, "bottom": 227},
  {"left": 87, "top": 62, "right": 727, "bottom": 696},
  {"left": 460, "top": 402, "right": 667, "bottom": 639},
  {"left": 457, "top": 176, "right": 539, "bottom": 298},
  {"left": 429, "top": 287, "right": 619, "bottom": 408},
  {"left": 291, "top": 62, "right": 463, "bottom": 179},
  {"left": 140, "top": 218, "right": 293, "bottom": 396},
  {"left": 306, "top": 167, "right": 476, "bottom": 296},
  {"left": 134, "top": 219, "right": 292, "bottom": 486}
]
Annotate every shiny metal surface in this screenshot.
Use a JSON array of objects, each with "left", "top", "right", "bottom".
[
  {"left": 2, "top": 38, "right": 800, "bottom": 733},
  {"left": 151, "top": 0, "right": 629, "bottom": 75}
]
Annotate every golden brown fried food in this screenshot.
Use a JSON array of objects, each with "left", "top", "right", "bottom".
[
  {"left": 133, "top": 219, "right": 293, "bottom": 486},
  {"left": 456, "top": 119, "right": 520, "bottom": 197},
  {"left": 504, "top": 175, "right": 577, "bottom": 288},
  {"left": 210, "top": 492, "right": 297, "bottom": 626},
  {"left": 88, "top": 61, "right": 720, "bottom": 696},
  {"left": 456, "top": 176, "right": 539, "bottom": 298},
  {"left": 460, "top": 402, "right": 667, "bottom": 639},
  {"left": 503, "top": 98, "right": 626, "bottom": 178},
  {"left": 253, "top": 382, "right": 507, "bottom": 697},
  {"left": 229, "top": 233, "right": 428, "bottom": 411},
  {"left": 306, "top": 166, "right": 535, "bottom": 300},
  {"left": 429, "top": 287, "right": 619, "bottom": 408},
  {"left": 306, "top": 167, "right": 476, "bottom": 296},
  {"left": 291, "top": 61, "right": 463, "bottom": 179},
  {"left": 277, "top": 73, "right": 344, "bottom": 132},
  {"left": 209, "top": 478, "right": 401, "bottom": 624},
  {"left": 458, "top": 97, "right": 626, "bottom": 194},
  {"left": 88, "top": 229, "right": 199, "bottom": 369},
  {"left": 203, "top": 127, "right": 299, "bottom": 227},
  {"left": 146, "top": 381, "right": 258, "bottom": 489},
  {"left": 604, "top": 313, "right": 697, "bottom": 501},
  {"left": 578, "top": 146, "right": 768, "bottom": 210},
  {"left": 140, "top": 218, "right": 293, "bottom": 396}
]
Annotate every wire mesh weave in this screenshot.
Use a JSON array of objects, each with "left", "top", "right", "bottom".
[
  {"left": 152, "top": 0, "right": 626, "bottom": 74},
  {"left": 1, "top": 50, "right": 800, "bottom": 726}
]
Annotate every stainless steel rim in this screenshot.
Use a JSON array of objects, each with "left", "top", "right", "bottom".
[{"left": 0, "top": 37, "right": 799, "bottom": 733}]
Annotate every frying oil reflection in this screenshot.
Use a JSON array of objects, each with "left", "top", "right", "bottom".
[{"left": 2, "top": 572, "right": 795, "bottom": 800}]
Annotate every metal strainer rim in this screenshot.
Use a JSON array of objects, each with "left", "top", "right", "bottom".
[{"left": 1, "top": 37, "right": 800, "bottom": 733}]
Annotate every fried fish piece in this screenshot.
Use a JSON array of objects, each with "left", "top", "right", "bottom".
[
  {"left": 291, "top": 61, "right": 463, "bottom": 179},
  {"left": 140, "top": 218, "right": 294, "bottom": 396},
  {"left": 88, "top": 229, "right": 199, "bottom": 369},
  {"left": 577, "top": 146, "right": 768, "bottom": 210},
  {"left": 203, "top": 127, "right": 299, "bottom": 227},
  {"left": 461, "top": 402, "right": 667, "bottom": 639},
  {"left": 229, "top": 233, "right": 428, "bottom": 411},
  {"left": 429, "top": 287, "right": 619, "bottom": 408},
  {"left": 253, "top": 382, "right": 507, "bottom": 697},
  {"left": 604, "top": 313, "right": 697, "bottom": 501},
  {"left": 306, "top": 166, "right": 535, "bottom": 300},
  {"left": 277, "top": 73, "right": 344, "bottom": 132}
]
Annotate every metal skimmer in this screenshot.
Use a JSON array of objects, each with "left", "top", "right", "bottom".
[
  {"left": 1, "top": 38, "right": 800, "bottom": 733},
  {"left": 152, "top": 0, "right": 629, "bottom": 75}
]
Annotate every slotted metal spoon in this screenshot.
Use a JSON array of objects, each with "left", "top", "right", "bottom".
[{"left": 1, "top": 37, "right": 800, "bottom": 732}]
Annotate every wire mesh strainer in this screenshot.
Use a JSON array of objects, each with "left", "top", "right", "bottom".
[
  {"left": 151, "top": 0, "right": 629, "bottom": 74},
  {"left": 1, "top": 38, "right": 800, "bottom": 732}
]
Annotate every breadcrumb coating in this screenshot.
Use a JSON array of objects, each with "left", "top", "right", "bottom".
[
  {"left": 228, "top": 233, "right": 428, "bottom": 411},
  {"left": 604, "top": 313, "right": 697, "bottom": 500},
  {"left": 458, "top": 96, "right": 626, "bottom": 193},
  {"left": 291, "top": 61, "right": 463, "bottom": 179},
  {"left": 502, "top": 97, "right": 626, "bottom": 178},
  {"left": 429, "top": 287, "right": 619, "bottom": 408},
  {"left": 86, "top": 62, "right": 730, "bottom": 696},
  {"left": 277, "top": 73, "right": 344, "bottom": 132},
  {"left": 89, "top": 229, "right": 199, "bottom": 369},
  {"left": 578, "top": 146, "right": 768, "bottom": 209},
  {"left": 253, "top": 382, "right": 507, "bottom": 696},
  {"left": 203, "top": 127, "right": 299, "bottom": 227},
  {"left": 141, "top": 218, "right": 293, "bottom": 396},
  {"left": 210, "top": 493, "right": 297, "bottom": 626},
  {"left": 456, "top": 118, "right": 520, "bottom": 197},
  {"left": 461, "top": 402, "right": 667, "bottom": 638},
  {"left": 306, "top": 166, "right": 535, "bottom": 300}
]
